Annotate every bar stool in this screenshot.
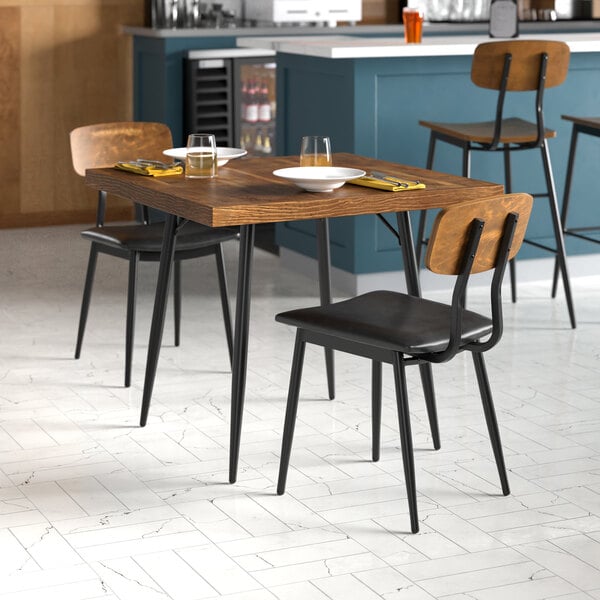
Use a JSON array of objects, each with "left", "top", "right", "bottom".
[
  {"left": 416, "top": 40, "right": 576, "bottom": 329},
  {"left": 559, "top": 116, "right": 600, "bottom": 243},
  {"left": 551, "top": 115, "right": 600, "bottom": 296}
]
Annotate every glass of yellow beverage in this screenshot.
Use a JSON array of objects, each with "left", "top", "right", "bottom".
[
  {"left": 300, "top": 136, "right": 332, "bottom": 167},
  {"left": 185, "top": 133, "right": 217, "bottom": 178}
]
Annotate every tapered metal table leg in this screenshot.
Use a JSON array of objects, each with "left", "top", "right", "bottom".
[
  {"left": 396, "top": 212, "right": 441, "bottom": 450},
  {"left": 316, "top": 218, "right": 335, "bottom": 400},
  {"left": 229, "top": 224, "right": 255, "bottom": 483},
  {"left": 140, "top": 214, "right": 178, "bottom": 427}
]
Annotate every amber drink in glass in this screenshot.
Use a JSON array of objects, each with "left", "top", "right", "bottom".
[
  {"left": 403, "top": 8, "right": 424, "bottom": 44},
  {"left": 300, "top": 136, "right": 332, "bottom": 166}
]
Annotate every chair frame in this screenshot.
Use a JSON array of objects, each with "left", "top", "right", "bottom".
[
  {"left": 71, "top": 122, "right": 235, "bottom": 393},
  {"left": 277, "top": 195, "right": 531, "bottom": 533},
  {"left": 416, "top": 41, "right": 576, "bottom": 329}
]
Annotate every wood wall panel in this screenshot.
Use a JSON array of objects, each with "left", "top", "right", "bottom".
[
  {"left": 0, "top": 0, "right": 144, "bottom": 228},
  {"left": 21, "top": 6, "right": 56, "bottom": 213},
  {"left": 0, "top": 8, "right": 21, "bottom": 218}
]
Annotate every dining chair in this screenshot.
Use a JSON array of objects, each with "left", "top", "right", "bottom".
[
  {"left": 70, "top": 121, "right": 237, "bottom": 391},
  {"left": 275, "top": 193, "right": 533, "bottom": 533},
  {"left": 416, "top": 40, "right": 576, "bottom": 329}
]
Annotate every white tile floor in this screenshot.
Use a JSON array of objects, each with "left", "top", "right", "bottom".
[{"left": 1, "top": 224, "right": 599, "bottom": 600}]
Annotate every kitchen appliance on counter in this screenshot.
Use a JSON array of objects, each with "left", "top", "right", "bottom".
[
  {"left": 244, "top": 0, "right": 362, "bottom": 26},
  {"left": 151, "top": 1, "right": 240, "bottom": 28}
]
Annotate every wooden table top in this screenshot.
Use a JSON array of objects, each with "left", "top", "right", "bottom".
[{"left": 85, "top": 153, "right": 504, "bottom": 228}]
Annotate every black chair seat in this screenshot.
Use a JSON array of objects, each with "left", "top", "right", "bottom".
[
  {"left": 276, "top": 290, "right": 492, "bottom": 355},
  {"left": 81, "top": 222, "right": 238, "bottom": 253}
]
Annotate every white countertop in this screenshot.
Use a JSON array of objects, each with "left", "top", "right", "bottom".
[{"left": 237, "top": 32, "right": 600, "bottom": 58}]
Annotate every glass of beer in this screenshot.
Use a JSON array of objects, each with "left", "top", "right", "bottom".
[
  {"left": 300, "top": 136, "right": 332, "bottom": 167},
  {"left": 402, "top": 7, "right": 424, "bottom": 44},
  {"left": 185, "top": 133, "right": 217, "bottom": 178}
]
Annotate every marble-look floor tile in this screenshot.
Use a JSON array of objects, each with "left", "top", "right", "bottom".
[{"left": 1, "top": 226, "right": 599, "bottom": 599}]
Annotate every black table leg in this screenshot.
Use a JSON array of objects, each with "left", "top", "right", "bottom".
[
  {"left": 316, "top": 218, "right": 335, "bottom": 400},
  {"left": 139, "top": 214, "right": 178, "bottom": 427},
  {"left": 396, "top": 212, "right": 441, "bottom": 450},
  {"left": 229, "top": 224, "right": 255, "bottom": 484}
]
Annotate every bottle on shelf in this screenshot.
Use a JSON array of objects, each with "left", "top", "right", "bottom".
[
  {"left": 258, "top": 80, "right": 272, "bottom": 123},
  {"left": 262, "top": 134, "right": 272, "bottom": 154},
  {"left": 240, "top": 79, "right": 248, "bottom": 123},
  {"left": 245, "top": 80, "right": 259, "bottom": 124}
]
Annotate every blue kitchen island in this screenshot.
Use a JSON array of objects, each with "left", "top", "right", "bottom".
[{"left": 237, "top": 33, "right": 600, "bottom": 292}]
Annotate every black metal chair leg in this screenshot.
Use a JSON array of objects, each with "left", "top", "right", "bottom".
[
  {"left": 125, "top": 252, "right": 139, "bottom": 388},
  {"left": 541, "top": 143, "right": 576, "bottom": 329},
  {"left": 316, "top": 218, "right": 335, "bottom": 400},
  {"left": 229, "top": 224, "right": 255, "bottom": 483},
  {"left": 215, "top": 243, "right": 234, "bottom": 368},
  {"left": 277, "top": 333, "right": 306, "bottom": 495},
  {"left": 552, "top": 126, "right": 578, "bottom": 298},
  {"left": 415, "top": 135, "right": 437, "bottom": 267},
  {"left": 503, "top": 146, "right": 518, "bottom": 303},
  {"left": 462, "top": 145, "right": 471, "bottom": 178},
  {"left": 393, "top": 353, "right": 419, "bottom": 534},
  {"left": 471, "top": 351, "right": 510, "bottom": 496},
  {"left": 371, "top": 360, "right": 382, "bottom": 462},
  {"left": 173, "top": 259, "right": 181, "bottom": 347},
  {"left": 420, "top": 364, "right": 441, "bottom": 450},
  {"left": 75, "top": 244, "right": 99, "bottom": 359},
  {"left": 140, "top": 214, "right": 178, "bottom": 427},
  {"left": 415, "top": 210, "right": 428, "bottom": 269}
]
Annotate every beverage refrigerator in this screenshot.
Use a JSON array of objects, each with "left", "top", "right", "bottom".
[
  {"left": 184, "top": 48, "right": 279, "bottom": 252},
  {"left": 185, "top": 48, "right": 277, "bottom": 159}
]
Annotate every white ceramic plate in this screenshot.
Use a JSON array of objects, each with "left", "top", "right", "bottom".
[
  {"left": 163, "top": 147, "right": 247, "bottom": 167},
  {"left": 272, "top": 166, "right": 366, "bottom": 193}
]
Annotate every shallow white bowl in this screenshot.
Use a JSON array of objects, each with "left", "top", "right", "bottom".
[
  {"left": 163, "top": 147, "right": 247, "bottom": 167},
  {"left": 272, "top": 166, "right": 366, "bottom": 193}
]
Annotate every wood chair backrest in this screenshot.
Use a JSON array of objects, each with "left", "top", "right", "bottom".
[
  {"left": 471, "top": 40, "right": 570, "bottom": 91},
  {"left": 70, "top": 122, "right": 173, "bottom": 177},
  {"left": 426, "top": 193, "right": 533, "bottom": 275}
]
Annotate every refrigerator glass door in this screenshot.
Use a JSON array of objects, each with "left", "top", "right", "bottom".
[{"left": 235, "top": 58, "right": 276, "bottom": 158}]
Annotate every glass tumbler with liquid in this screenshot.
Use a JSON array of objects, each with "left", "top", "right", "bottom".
[
  {"left": 300, "top": 136, "right": 332, "bottom": 167},
  {"left": 402, "top": 7, "right": 424, "bottom": 44},
  {"left": 185, "top": 133, "right": 217, "bottom": 178}
]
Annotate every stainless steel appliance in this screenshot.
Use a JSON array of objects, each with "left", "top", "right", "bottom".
[{"left": 244, "top": 0, "right": 362, "bottom": 26}]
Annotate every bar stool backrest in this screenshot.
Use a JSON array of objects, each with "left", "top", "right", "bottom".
[{"left": 472, "top": 40, "right": 570, "bottom": 91}]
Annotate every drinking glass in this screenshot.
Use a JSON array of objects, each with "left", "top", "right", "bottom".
[
  {"left": 402, "top": 7, "right": 425, "bottom": 44},
  {"left": 300, "top": 136, "right": 332, "bottom": 167},
  {"left": 185, "top": 133, "right": 217, "bottom": 178}
]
